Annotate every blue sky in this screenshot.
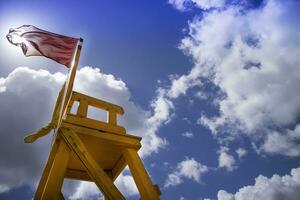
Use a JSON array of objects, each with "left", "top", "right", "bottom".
[{"left": 0, "top": 0, "right": 300, "bottom": 200}]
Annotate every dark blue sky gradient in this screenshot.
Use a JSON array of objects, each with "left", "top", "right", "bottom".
[{"left": 0, "top": 0, "right": 194, "bottom": 109}]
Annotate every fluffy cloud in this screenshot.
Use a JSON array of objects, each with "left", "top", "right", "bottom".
[
  {"left": 217, "top": 167, "right": 300, "bottom": 200},
  {"left": 260, "top": 124, "right": 300, "bottom": 157},
  {"left": 0, "top": 185, "right": 9, "bottom": 194},
  {"left": 218, "top": 147, "right": 236, "bottom": 171},
  {"left": 141, "top": 88, "right": 171, "bottom": 156},
  {"left": 0, "top": 67, "right": 64, "bottom": 192},
  {"left": 0, "top": 66, "right": 166, "bottom": 195},
  {"left": 68, "top": 173, "right": 138, "bottom": 200},
  {"left": 114, "top": 173, "right": 139, "bottom": 197},
  {"left": 168, "top": 0, "right": 225, "bottom": 11},
  {"left": 235, "top": 148, "right": 247, "bottom": 158},
  {"left": 167, "top": 0, "right": 300, "bottom": 157},
  {"left": 68, "top": 182, "right": 101, "bottom": 200},
  {"left": 164, "top": 157, "right": 208, "bottom": 187}
]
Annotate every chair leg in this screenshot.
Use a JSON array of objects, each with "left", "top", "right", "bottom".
[
  {"left": 123, "top": 148, "right": 160, "bottom": 200},
  {"left": 59, "top": 192, "right": 65, "bottom": 200},
  {"left": 40, "top": 137, "right": 70, "bottom": 199},
  {"left": 34, "top": 135, "right": 64, "bottom": 200}
]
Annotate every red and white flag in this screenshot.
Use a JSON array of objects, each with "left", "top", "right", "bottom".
[{"left": 6, "top": 25, "right": 80, "bottom": 68}]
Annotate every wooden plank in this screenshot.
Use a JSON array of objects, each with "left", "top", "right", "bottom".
[
  {"left": 52, "top": 83, "right": 66, "bottom": 124},
  {"left": 24, "top": 123, "right": 55, "bottom": 143},
  {"left": 41, "top": 137, "right": 70, "bottom": 199},
  {"left": 66, "top": 96, "right": 74, "bottom": 115},
  {"left": 65, "top": 169, "right": 92, "bottom": 182},
  {"left": 62, "top": 122, "right": 141, "bottom": 149},
  {"left": 123, "top": 148, "right": 160, "bottom": 200},
  {"left": 77, "top": 98, "right": 88, "bottom": 117},
  {"left": 34, "top": 135, "right": 62, "bottom": 200},
  {"left": 61, "top": 127, "right": 125, "bottom": 200},
  {"left": 108, "top": 110, "right": 117, "bottom": 126},
  {"left": 59, "top": 192, "right": 65, "bottom": 200},
  {"left": 65, "top": 168, "right": 114, "bottom": 182},
  {"left": 72, "top": 91, "right": 124, "bottom": 115},
  {"left": 65, "top": 114, "right": 126, "bottom": 134},
  {"left": 111, "top": 156, "right": 127, "bottom": 181}
]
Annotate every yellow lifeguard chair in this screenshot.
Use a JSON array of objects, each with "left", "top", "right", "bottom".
[{"left": 24, "top": 39, "right": 161, "bottom": 200}]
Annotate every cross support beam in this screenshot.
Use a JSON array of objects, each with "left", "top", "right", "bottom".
[{"left": 61, "top": 127, "right": 125, "bottom": 200}]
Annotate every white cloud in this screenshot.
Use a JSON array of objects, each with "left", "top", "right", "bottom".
[
  {"left": 69, "top": 182, "right": 102, "bottom": 200},
  {"left": 0, "top": 67, "right": 64, "bottom": 193},
  {"left": 217, "top": 167, "right": 300, "bottom": 200},
  {"left": 165, "top": 157, "right": 208, "bottom": 187},
  {"left": 167, "top": 71, "right": 201, "bottom": 98},
  {"left": 0, "top": 66, "right": 166, "bottom": 195},
  {"left": 218, "top": 147, "right": 236, "bottom": 171},
  {"left": 167, "top": 0, "right": 300, "bottom": 157},
  {"left": 0, "top": 184, "right": 9, "bottom": 194},
  {"left": 115, "top": 173, "right": 139, "bottom": 197},
  {"left": 192, "top": 0, "right": 225, "bottom": 10},
  {"left": 68, "top": 173, "right": 138, "bottom": 200},
  {"left": 141, "top": 87, "right": 171, "bottom": 156},
  {"left": 236, "top": 148, "right": 247, "bottom": 158},
  {"left": 182, "top": 131, "right": 194, "bottom": 138},
  {"left": 165, "top": 173, "right": 183, "bottom": 187},
  {"left": 168, "top": 0, "right": 188, "bottom": 11},
  {"left": 168, "top": 0, "right": 225, "bottom": 11},
  {"left": 260, "top": 124, "right": 300, "bottom": 157}
]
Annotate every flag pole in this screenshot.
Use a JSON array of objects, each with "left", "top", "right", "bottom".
[
  {"left": 70, "top": 38, "right": 83, "bottom": 71},
  {"left": 23, "top": 38, "right": 84, "bottom": 144},
  {"left": 56, "top": 38, "right": 84, "bottom": 130}
]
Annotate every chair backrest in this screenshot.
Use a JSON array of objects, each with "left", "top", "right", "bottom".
[{"left": 64, "top": 91, "right": 126, "bottom": 134}]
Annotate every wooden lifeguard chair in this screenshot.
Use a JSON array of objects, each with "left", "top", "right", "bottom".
[{"left": 24, "top": 39, "right": 161, "bottom": 200}]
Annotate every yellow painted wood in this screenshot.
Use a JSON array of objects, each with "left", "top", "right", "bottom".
[
  {"left": 28, "top": 38, "right": 161, "bottom": 198},
  {"left": 58, "top": 41, "right": 82, "bottom": 127},
  {"left": 62, "top": 122, "right": 141, "bottom": 149},
  {"left": 65, "top": 168, "right": 113, "bottom": 182},
  {"left": 123, "top": 148, "right": 160, "bottom": 200},
  {"left": 66, "top": 96, "right": 75, "bottom": 115},
  {"left": 41, "top": 136, "right": 70, "bottom": 199},
  {"left": 77, "top": 98, "right": 88, "bottom": 117},
  {"left": 51, "top": 83, "right": 66, "bottom": 125},
  {"left": 72, "top": 91, "right": 124, "bottom": 115},
  {"left": 65, "top": 168, "right": 92, "bottom": 182},
  {"left": 59, "top": 192, "right": 65, "bottom": 200},
  {"left": 61, "top": 127, "right": 125, "bottom": 200},
  {"left": 34, "top": 135, "right": 63, "bottom": 200},
  {"left": 108, "top": 110, "right": 117, "bottom": 126},
  {"left": 112, "top": 156, "right": 127, "bottom": 181},
  {"left": 24, "top": 122, "right": 55, "bottom": 143},
  {"left": 65, "top": 114, "right": 126, "bottom": 134}
]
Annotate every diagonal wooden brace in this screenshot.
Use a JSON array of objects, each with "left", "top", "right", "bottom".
[
  {"left": 123, "top": 148, "right": 160, "bottom": 200},
  {"left": 34, "top": 134, "right": 63, "bottom": 199},
  {"left": 34, "top": 134, "right": 70, "bottom": 200},
  {"left": 60, "top": 127, "right": 125, "bottom": 200}
]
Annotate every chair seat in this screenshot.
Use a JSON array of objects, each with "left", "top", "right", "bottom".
[{"left": 61, "top": 121, "right": 141, "bottom": 181}]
